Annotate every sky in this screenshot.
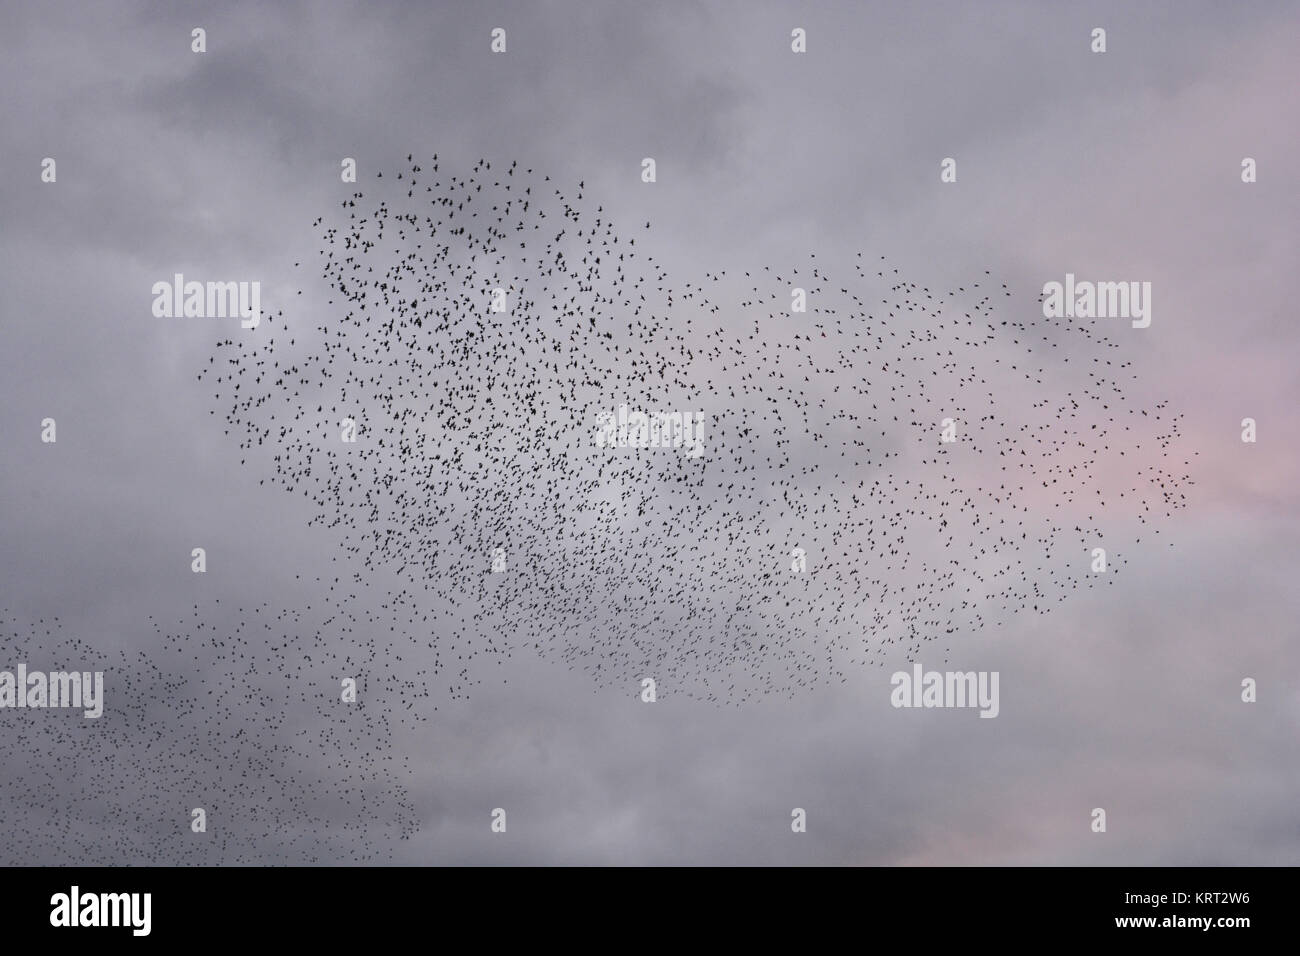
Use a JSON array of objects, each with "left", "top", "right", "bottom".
[{"left": 0, "top": 0, "right": 1297, "bottom": 865}]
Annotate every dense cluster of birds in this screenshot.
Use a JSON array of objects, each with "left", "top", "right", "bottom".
[
  {"left": 0, "top": 157, "right": 1193, "bottom": 863},
  {"left": 197, "top": 155, "right": 1194, "bottom": 706}
]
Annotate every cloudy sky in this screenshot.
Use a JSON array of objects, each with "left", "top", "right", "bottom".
[{"left": 1, "top": 0, "right": 1297, "bottom": 865}]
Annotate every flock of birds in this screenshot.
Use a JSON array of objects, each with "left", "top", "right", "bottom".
[
  {"left": 0, "top": 157, "right": 1193, "bottom": 863},
  {"left": 0, "top": 607, "right": 418, "bottom": 863},
  {"left": 204, "top": 155, "right": 1191, "bottom": 704}
]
